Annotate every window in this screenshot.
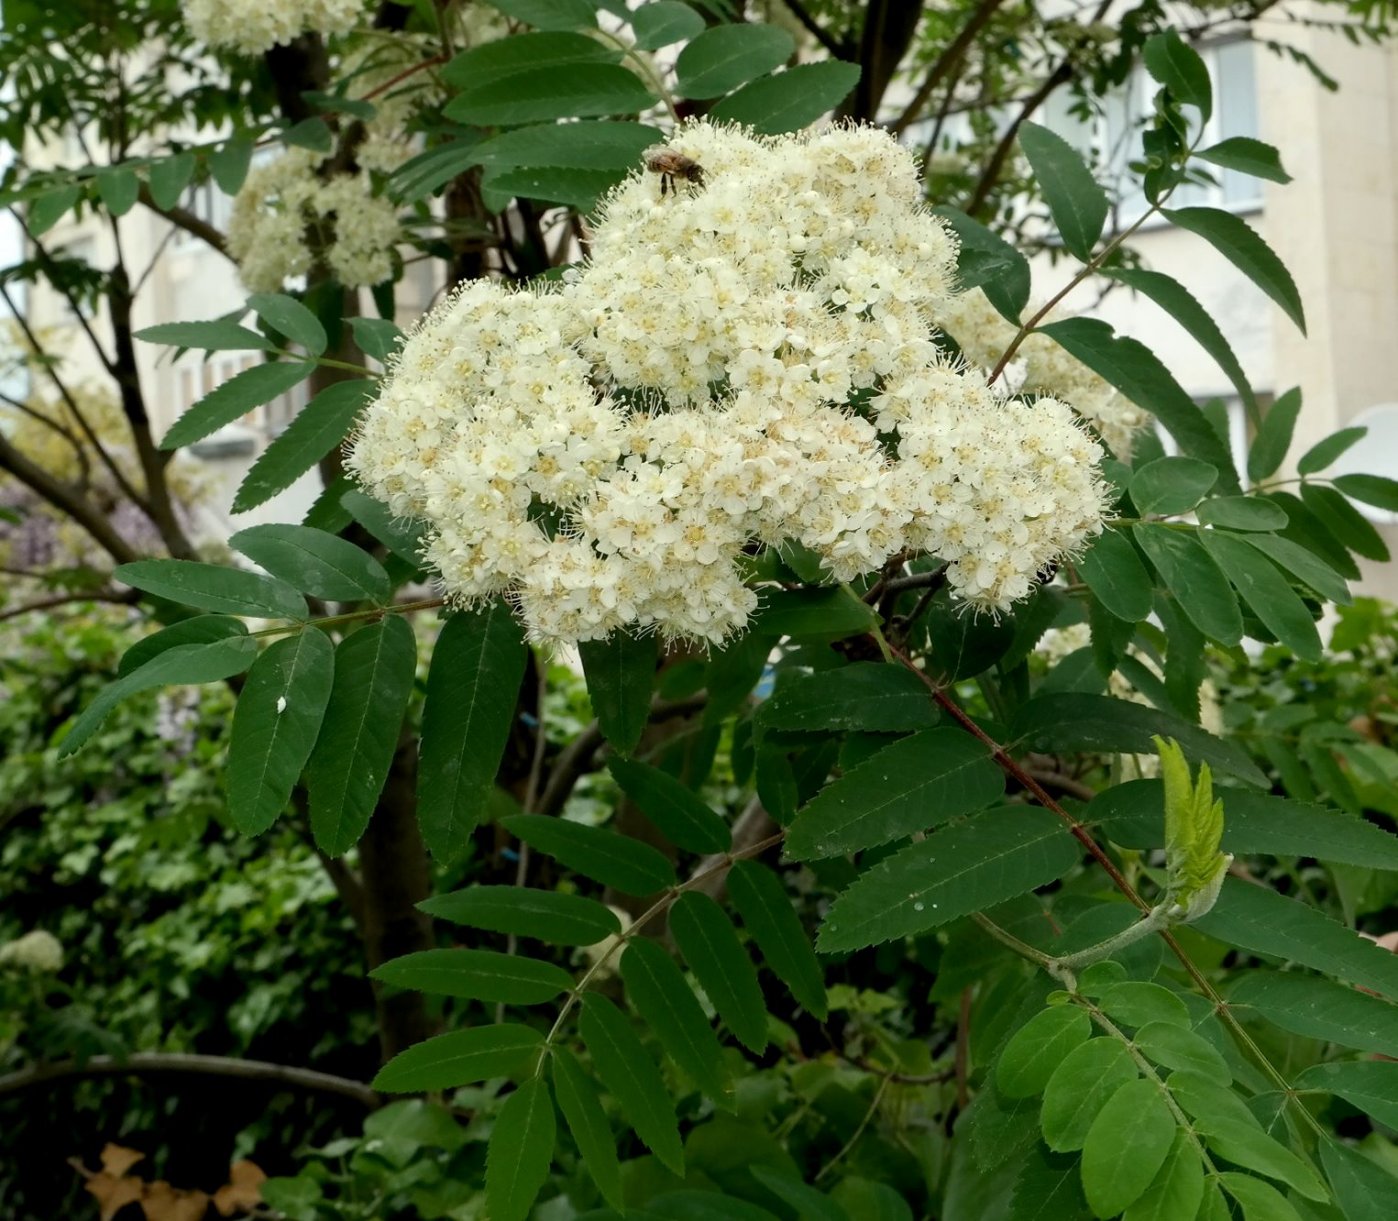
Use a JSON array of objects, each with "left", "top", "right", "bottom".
[
  {"left": 172, "top": 178, "right": 234, "bottom": 249},
  {"left": 1044, "top": 39, "right": 1261, "bottom": 225}
]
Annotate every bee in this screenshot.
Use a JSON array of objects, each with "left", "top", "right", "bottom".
[{"left": 644, "top": 146, "right": 705, "bottom": 197}]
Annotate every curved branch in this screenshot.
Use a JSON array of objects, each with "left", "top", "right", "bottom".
[{"left": 0, "top": 1053, "right": 380, "bottom": 1108}]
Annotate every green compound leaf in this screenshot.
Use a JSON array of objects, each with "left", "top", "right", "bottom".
[
  {"left": 1142, "top": 29, "right": 1213, "bottom": 121},
  {"left": 306, "top": 617, "right": 417, "bottom": 857},
  {"left": 817, "top": 807, "right": 1080, "bottom": 952},
  {"left": 418, "top": 602, "right": 528, "bottom": 862},
  {"left": 209, "top": 134, "right": 254, "bottom": 194},
  {"left": 1132, "top": 1022, "right": 1230, "bottom": 1082},
  {"left": 475, "top": 119, "right": 664, "bottom": 172},
  {"left": 117, "top": 614, "right": 247, "bottom": 677},
  {"left": 708, "top": 62, "right": 863, "bottom": 135},
  {"left": 620, "top": 939, "right": 734, "bottom": 1106},
  {"left": 784, "top": 727, "right": 1003, "bottom": 860},
  {"left": 1300, "top": 483, "right": 1389, "bottom": 562},
  {"left": 1122, "top": 1129, "right": 1205, "bottom": 1221},
  {"left": 1229, "top": 970, "right": 1398, "bottom": 1058},
  {"left": 1246, "top": 388, "right": 1302, "bottom": 483},
  {"left": 1164, "top": 206, "right": 1305, "bottom": 334},
  {"left": 552, "top": 1046, "right": 623, "bottom": 1209},
  {"left": 504, "top": 814, "right": 676, "bottom": 896},
  {"left": 1319, "top": 1135, "right": 1398, "bottom": 1221},
  {"left": 445, "top": 61, "right": 656, "bottom": 126},
  {"left": 1039, "top": 1036, "right": 1139, "bottom": 1152},
  {"left": 750, "top": 1166, "right": 849, "bottom": 1221},
  {"left": 1018, "top": 120, "right": 1108, "bottom": 262},
  {"left": 1132, "top": 525, "right": 1243, "bottom": 646},
  {"left": 370, "top": 948, "right": 572, "bottom": 1004},
  {"left": 1193, "top": 497, "right": 1289, "bottom": 532},
  {"left": 754, "top": 586, "right": 877, "bottom": 640},
  {"left": 578, "top": 629, "right": 658, "bottom": 756},
  {"left": 1294, "top": 1060, "right": 1398, "bottom": 1129},
  {"left": 1218, "top": 1172, "right": 1304, "bottom": 1221},
  {"left": 996, "top": 1006, "right": 1092, "bottom": 1099},
  {"left": 60, "top": 636, "right": 259, "bottom": 757},
  {"left": 579, "top": 993, "right": 684, "bottom": 1176},
  {"left": 1199, "top": 530, "right": 1322, "bottom": 661},
  {"left": 1297, "top": 425, "right": 1367, "bottom": 476},
  {"left": 115, "top": 559, "right": 307, "bottom": 620},
  {"left": 674, "top": 23, "right": 794, "bottom": 100},
  {"left": 1078, "top": 529, "right": 1153, "bottom": 622},
  {"left": 631, "top": 2, "right": 705, "bottom": 51},
  {"left": 608, "top": 757, "right": 730, "bottom": 854},
  {"left": 341, "top": 490, "right": 426, "bottom": 570},
  {"left": 486, "top": 1078, "right": 556, "bottom": 1221},
  {"left": 1131, "top": 457, "right": 1219, "bottom": 516},
  {"left": 441, "top": 31, "right": 616, "bottom": 90},
  {"left": 229, "top": 523, "right": 391, "bottom": 605},
  {"left": 147, "top": 151, "right": 195, "bottom": 209},
  {"left": 1194, "top": 876, "right": 1398, "bottom": 1001},
  {"left": 247, "top": 292, "right": 327, "bottom": 355},
  {"left": 159, "top": 360, "right": 314, "bottom": 451},
  {"left": 96, "top": 166, "right": 139, "bottom": 216},
  {"left": 486, "top": 0, "right": 597, "bottom": 30},
  {"left": 418, "top": 885, "right": 621, "bottom": 947},
  {"left": 756, "top": 662, "right": 937, "bottom": 734},
  {"left": 372, "top": 1024, "right": 542, "bottom": 1093},
  {"left": 728, "top": 860, "right": 827, "bottom": 1019},
  {"left": 669, "top": 891, "right": 768, "bottom": 1053},
  {"left": 135, "top": 319, "right": 274, "bottom": 352},
  {"left": 1201, "top": 1123, "right": 1327, "bottom": 1201},
  {"left": 1196, "top": 136, "right": 1290, "bottom": 184},
  {"left": 233, "top": 380, "right": 373, "bottom": 513},
  {"left": 1079, "top": 1078, "right": 1176, "bottom": 1219},
  {"left": 1333, "top": 472, "right": 1398, "bottom": 513},
  {"left": 226, "top": 630, "right": 334, "bottom": 836},
  {"left": 1095, "top": 982, "right": 1190, "bottom": 1030}
]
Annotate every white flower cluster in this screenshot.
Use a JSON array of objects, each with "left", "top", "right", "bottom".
[
  {"left": 228, "top": 150, "right": 398, "bottom": 292},
  {"left": 0, "top": 929, "right": 64, "bottom": 973},
  {"left": 350, "top": 123, "right": 1111, "bottom": 646},
  {"left": 937, "top": 287, "right": 1151, "bottom": 458},
  {"left": 182, "top": 0, "right": 365, "bottom": 55}
]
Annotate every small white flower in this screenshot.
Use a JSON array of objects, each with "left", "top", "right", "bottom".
[{"left": 0, "top": 930, "right": 64, "bottom": 973}]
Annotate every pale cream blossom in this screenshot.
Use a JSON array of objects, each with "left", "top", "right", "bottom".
[
  {"left": 182, "top": 0, "right": 366, "bottom": 55},
  {"left": 0, "top": 929, "right": 64, "bottom": 973}
]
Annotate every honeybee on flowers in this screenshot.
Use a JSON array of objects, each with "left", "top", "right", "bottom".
[{"left": 643, "top": 146, "right": 705, "bottom": 196}]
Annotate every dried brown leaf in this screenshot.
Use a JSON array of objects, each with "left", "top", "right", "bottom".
[{"left": 211, "top": 1160, "right": 266, "bottom": 1216}]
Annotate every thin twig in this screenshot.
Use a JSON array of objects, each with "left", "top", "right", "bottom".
[
  {"left": 0, "top": 590, "right": 139, "bottom": 622},
  {"left": 815, "top": 1071, "right": 893, "bottom": 1182}
]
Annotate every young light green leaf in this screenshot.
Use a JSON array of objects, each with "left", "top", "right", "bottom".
[
  {"left": 1294, "top": 1060, "right": 1398, "bottom": 1129},
  {"left": 1194, "top": 497, "right": 1289, "bottom": 531},
  {"left": 1122, "top": 1130, "right": 1205, "bottom": 1221},
  {"left": 1200, "top": 529, "right": 1322, "bottom": 660},
  {"left": 674, "top": 23, "right": 794, "bottom": 99},
  {"left": 707, "top": 62, "right": 863, "bottom": 135},
  {"left": 607, "top": 757, "right": 730, "bottom": 854},
  {"left": 1319, "top": 1137, "right": 1398, "bottom": 1221},
  {"left": 1018, "top": 121, "right": 1109, "bottom": 261},
  {"left": 632, "top": 1, "right": 705, "bottom": 50},
  {"left": 1106, "top": 267, "right": 1255, "bottom": 417},
  {"left": 115, "top": 559, "right": 307, "bottom": 620},
  {"left": 419, "top": 885, "right": 621, "bottom": 946},
  {"left": 669, "top": 891, "right": 768, "bottom": 1053},
  {"left": 552, "top": 1046, "right": 623, "bottom": 1208},
  {"left": 1142, "top": 29, "right": 1212, "bottom": 121},
  {"left": 1246, "top": 388, "right": 1302, "bottom": 483},
  {"left": 577, "top": 629, "right": 658, "bottom": 756},
  {"left": 306, "top": 616, "right": 417, "bottom": 856},
  {"left": 1218, "top": 1173, "right": 1304, "bottom": 1221},
  {"left": 1229, "top": 970, "right": 1398, "bottom": 1058},
  {"left": 1133, "top": 525, "right": 1243, "bottom": 646},
  {"left": 1297, "top": 426, "right": 1367, "bottom": 475},
  {"left": 504, "top": 814, "right": 676, "bottom": 895},
  {"left": 1194, "top": 876, "right": 1398, "bottom": 1000},
  {"left": 756, "top": 662, "right": 937, "bottom": 734},
  {"left": 620, "top": 939, "right": 734, "bottom": 1106},
  {"left": 60, "top": 636, "right": 258, "bottom": 757},
  {"left": 1078, "top": 529, "right": 1154, "bottom": 621},
  {"left": 135, "top": 319, "right": 275, "bottom": 352},
  {"left": 996, "top": 1006, "right": 1092, "bottom": 1099},
  {"left": 1132, "top": 1022, "right": 1230, "bottom": 1082},
  {"left": 1079, "top": 1078, "right": 1176, "bottom": 1219},
  {"left": 444, "top": 62, "right": 656, "bottom": 126},
  {"left": 1164, "top": 207, "right": 1305, "bottom": 334},
  {"left": 579, "top": 993, "right": 684, "bottom": 1175},
  {"left": 160, "top": 360, "right": 314, "bottom": 450},
  {"left": 728, "top": 860, "right": 826, "bottom": 1019},
  {"left": 372, "top": 1024, "right": 542, "bottom": 1092},
  {"left": 118, "top": 614, "right": 248, "bottom": 677},
  {"left": 232, "top": 380, "right": 373, "bottom": 513},
  {"left": 486, "top": 1078, "right": 556, "bottom": 1221},
  {"left": 785, "top": 727, "right": 1002, "bottom": 860},
  {"left": 247, "top": 292, "right": 327, "bottom": 355},
  {"left": 817, "top": 808, "right": 1081, "bottom": 952},
  {"left": 1156, "top": 734, "right": 1230, "bottom": 920},
  {"left": 1039, "top": 1036, "right": 1139, "bottom": 1152},
  {"left": 1131, "top": 457, "right": 1219, "bottom": 516},
  {"left": 226, "top": 630, "right": 334, "bottom": 836},
  {"left": 230, "top": 523, "right": 391, "bottom": 604},
  {"left": 1196, "top": 137, "right": 1290, "bottom": 184},
  {"left": 418, "top": 602, "right": 528, "bottom": 862},
  {"left": 371, "top": 948, "right": 572, "bottom": 1004},
  {"left": 1038, "top": 319, "right": 1239, "bottom": 481}
]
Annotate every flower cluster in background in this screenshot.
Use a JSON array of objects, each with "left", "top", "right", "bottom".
[
  {"left": 937, "top": 286, "right": 1152, "bottom": 458},
  {"left": 0, "top": 929, "right": 64, "bottom": 974},
  {"left": 181, "top": 0, "right": 365, "bottom": 56},
  {"left": 350, "top": 123, "right": 1112, "bottom": 646},
  {"left": 227, "top": 149, "right": 399, "bottom": 292}
]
